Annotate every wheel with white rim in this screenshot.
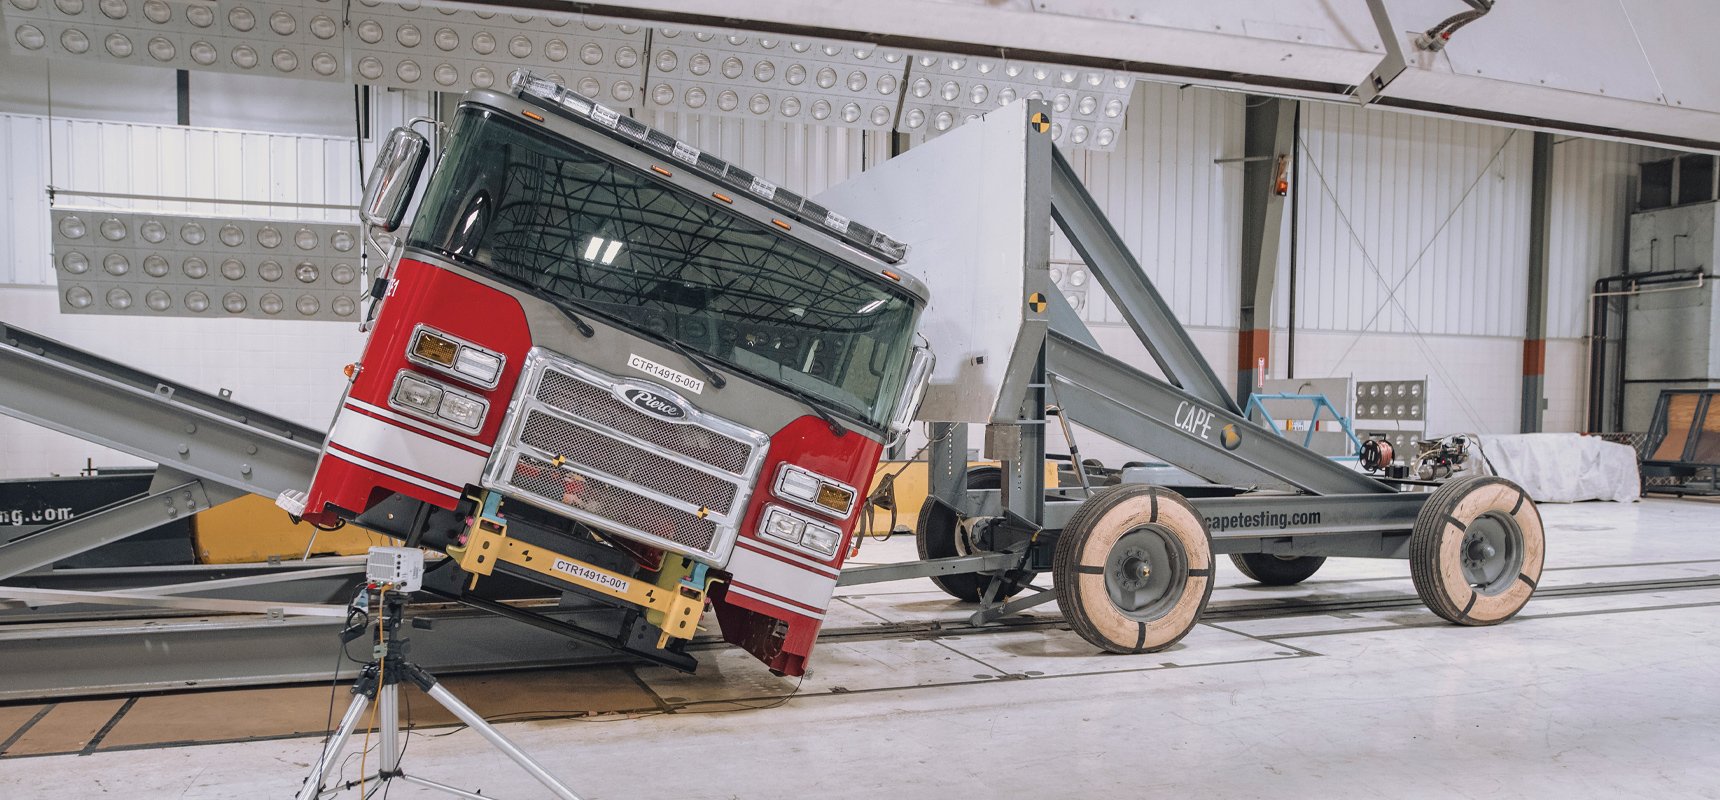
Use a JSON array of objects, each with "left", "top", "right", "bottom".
[
  {"left": 1409, "top": 475, "right": 1545, "bottom": 625},
  {"left": 1229, "top": 553, "right": 1326, "bottom": 586},
  {"left": 1053, "top": 484, "right": 1213, "bottom": 653}
]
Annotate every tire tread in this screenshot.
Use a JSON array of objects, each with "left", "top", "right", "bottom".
[{"left": 1053, "top": 484, "right": 1213, "bottom": 654}]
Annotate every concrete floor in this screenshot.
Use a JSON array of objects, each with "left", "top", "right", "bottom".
[{"left": 3, "top": 497, "right": 1718, "bottom": 799}]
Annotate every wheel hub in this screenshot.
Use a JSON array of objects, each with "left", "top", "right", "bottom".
[
  {"left": 1104, "top": 526, "right": 1186, "bottom": 621},
  {"left": 1115, "top": 549, "right": 1153, "bottom": 590},
  {"left": 1460, "top": 511, "right": 1525, "bottom": 595}
]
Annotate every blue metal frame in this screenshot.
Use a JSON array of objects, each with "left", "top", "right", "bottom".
[{"left": 1245, "top": 392, "right": 1363, "bottom": 455}]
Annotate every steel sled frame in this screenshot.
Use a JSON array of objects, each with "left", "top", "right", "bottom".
[{"left": 840, "top": 100, "right": 1476, "bottom": 633}]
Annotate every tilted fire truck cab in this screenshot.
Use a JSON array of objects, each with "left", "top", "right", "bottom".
[{"left": 290, "top": 74, "right": 933, "bottom": 676}]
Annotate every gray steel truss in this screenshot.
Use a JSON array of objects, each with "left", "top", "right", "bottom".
[
  {"left": 934, "top": 131, "right": 1426, "bottom": 590},
  {"left": 1045, "top": 331, "right": 1392, "bottom": 496},
  {"left": 0, "top": 467, "right": 245, "bottom": 581},
  {"left": 0, "top": 322, "right": 323, "bottom": 498},
  {"left": 1049, "top": 146, "right": 1240, "bottom": 416},
  {"left": 0, "top": 322, "right": 322, "bottom": 578}
]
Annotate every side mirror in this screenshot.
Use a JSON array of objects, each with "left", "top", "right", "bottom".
[
  {"left": 887, "top": 345, "right": 935, "bottom": 444},
  {"left": 360, "top": 127, "right": 430, "bottom": 232}
]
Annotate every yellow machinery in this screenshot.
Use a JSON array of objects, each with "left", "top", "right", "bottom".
[{"left": 446, "top": 491, "right": 713, "bottom": 647}]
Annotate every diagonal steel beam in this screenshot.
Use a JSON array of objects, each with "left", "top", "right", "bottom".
[
  {"left": 1045, "top": 331, "right": 1394, "bottom": 495},
  {"left": 1048, "top": 146, "right": 1239, "bottom": 415},
  {"left": 0, "top": 585, "right": 346, "bottom": 617},
  {"left": 0, "top": 321, "right": 322, "bottom": 501},
  {"left": 0, "top": 468, "right": 246, "bottom": 581}
]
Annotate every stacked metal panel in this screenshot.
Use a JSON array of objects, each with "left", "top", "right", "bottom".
[
  {"left": 51, "top": 208, "right": 363, "bottom": 321},
  {"left": 1353, "top": 379, "right": 1427, "bottom": 456},
  {"left": 1, "top": 0, "right": 1135, "bottom": 148}
]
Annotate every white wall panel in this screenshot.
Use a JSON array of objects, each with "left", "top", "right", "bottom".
[
  {"left": 1289, "top": 329, "right": 1523, "bottom": 434},
  {"left": 1545, "top": 137, "right": 1675, "bottom": 339},
  {"left": 1292, "top": 101, "right": 1532, "bottom": 338},
  {"left": 1053, "top": 80, "right": 1244, "bottom": 330},
  {"left": 0, "top": 114, "right": 51, "bottom": 288}
]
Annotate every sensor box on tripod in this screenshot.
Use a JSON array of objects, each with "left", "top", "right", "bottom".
[{"left": 366, "top": 546, "right": 424, "bottom": 591}]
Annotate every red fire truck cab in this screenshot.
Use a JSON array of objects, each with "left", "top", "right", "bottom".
[{"left": 285, "top": 73, "right": 933, "bottom": 676}]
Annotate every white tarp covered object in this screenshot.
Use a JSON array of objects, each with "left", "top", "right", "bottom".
[{"left": 1483, "top": 433, "right": 1640, "bottom": 503}]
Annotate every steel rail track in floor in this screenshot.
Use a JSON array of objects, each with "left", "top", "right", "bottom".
[{"left": 3, "top": 567, "right": 1713, "bottom": 702}]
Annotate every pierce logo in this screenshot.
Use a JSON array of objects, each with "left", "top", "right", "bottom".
[{"left": 623, "top": 387, "right": 687, "bottom": 420}]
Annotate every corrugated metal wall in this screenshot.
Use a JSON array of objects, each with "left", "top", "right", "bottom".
[
  {"left": 1055, "top": 81, "right": 1245, "bottom": 329},
  {"left": 1289, "top": 102, "right": 1533, "bottom": 338},
  {"left": 2, "top": 83, "right": 1666, "bottom": 347},
  {"left": 0, "top": 97, "right": 874, "bottom": 287},
  {"left": 0, "top": 113, "right": 359, "bottom": 286},
  {"left": 1546, "top": 137, "right": 1673, "bottom": 339},
  {"left": 0, "top": 115, "right": 50, "bottom": 287}
]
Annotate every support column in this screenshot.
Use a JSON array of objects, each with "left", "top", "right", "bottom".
[
  {"left": 1521, "top": 131, "right": 1553, "bottom": 432},
  {"left": 1236, "top": 97, "right": 1297, "bottom": 407}
]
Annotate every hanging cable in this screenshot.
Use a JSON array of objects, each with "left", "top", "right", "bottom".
[
  {"left": 1416, "top": 0, "right": 1494, "bottom": 51},
  {"left": 848, "top": 423, "right": 950, "bottom": 557}
]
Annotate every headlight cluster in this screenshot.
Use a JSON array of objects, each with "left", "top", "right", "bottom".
[
  {"left": 407, "top": 326, "right": 505, "bottom": 388},
  {"left": 390, "top": 372, "right": 489, "bottom": 433},
  {"left": 390, "top": 327, "right": 501, "bottom": 434},
  {"left": 758, "top": 464, "right": 856, "bottom": 559},
  {"left": 760, "top": 505, "right": 843, "bottom": 557},
  {"left": 772, "top": 464, "right": 856, "bottom": 516}
]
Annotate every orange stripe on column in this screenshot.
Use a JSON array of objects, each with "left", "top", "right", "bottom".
[
  {"left": 1522, "top": 339, "right": 1546, "bottom": 377},
  {"left": 1237, "top": 328, "right": 1271, "bottom": 371}
]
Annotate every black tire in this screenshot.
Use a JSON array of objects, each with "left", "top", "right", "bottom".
[
  {"left": 1409, "top": 475, "right": 1545, "bottom": 626},
  {"left": 1229, "top": 553, "right": 1327, "bottom": 586},
  {"left": 1052, "top": 484, "right": 1213, "bottom": 653},
  {"left": 916, "top": 467, "right": 1023, "bottom": 603}
]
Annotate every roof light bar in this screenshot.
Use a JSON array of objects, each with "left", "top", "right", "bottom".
[{"left": 510, "top": 70, "right": 909, "bottom": 265}]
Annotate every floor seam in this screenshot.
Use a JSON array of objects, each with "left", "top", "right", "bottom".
[
  {"left": 0, "top": 704, "right": 55, "bottom": 757},
  {"left": 1199, "top": 621, "right": 1324, "bottom": 658},
  {"left": 1247, "top": 597, "right": 1720, "bottom": 640},
  {"left": 80, "top": 697, "right": 137, "bottom": 756}
]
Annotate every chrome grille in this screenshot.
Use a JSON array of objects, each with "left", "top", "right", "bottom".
[
  {"left": 508, "top": 454, "right": 719, "bottom": 553},
  {"left": 537, "top": 370, "right": 751, "bottom": 474},
  {"left": 484, "top": 349, "right": 769, "bottom": 565},
  {"left": 518, "top": 410, "right": 737, "bottom": 512}
]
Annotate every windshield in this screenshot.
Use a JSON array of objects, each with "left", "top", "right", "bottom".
[{"left": 407, "top": 107, "right": 921, "bottom": 430}]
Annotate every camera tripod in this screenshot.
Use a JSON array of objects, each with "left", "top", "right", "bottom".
[{"left": 296, "top": 590, "right": 583, "bottom": 800}]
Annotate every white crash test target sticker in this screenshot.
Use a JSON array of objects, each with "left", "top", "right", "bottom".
[{"left": 627, "top": 353, "right": 705, "bottom": 395}]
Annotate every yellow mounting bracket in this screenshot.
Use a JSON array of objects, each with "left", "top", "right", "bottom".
[{"left": 448, "top": 492, "right": 710, "bottom": 646}]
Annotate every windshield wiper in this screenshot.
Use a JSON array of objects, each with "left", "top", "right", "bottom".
[
  {"left": 774, "top": 382, "right": 848, "bottom": 437},
  {"left": 548, "top": 297, "right": 595, "bottom": 338},
  {"left": 662, "top": 338, "right": 727, "bottom": 390}
]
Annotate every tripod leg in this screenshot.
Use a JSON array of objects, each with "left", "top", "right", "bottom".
[
  {"left": 378, "top": 683, "right": 402, "bottom": 775},
  {"left": 298, "top": 691, "right": 372, "bottom": 800},
  {"left": 422, "top": 679, "right": 584, "bottom": 800}
]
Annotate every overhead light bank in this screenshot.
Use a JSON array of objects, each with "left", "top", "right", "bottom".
[
  {"left": 899, "top": 54, "right": 1134, "bottom": 149},
  {"left": 50, "top": 208, "right": 363, "bottom": 321},
  {"left": 4, "top": 0, "right": 347, "bottom": 81},
  {"left": 2, "top": 0, "right": 1135, "bottom": 148},
  {"left": 642, "top": 28, "right": 907, "bottom": 132}
]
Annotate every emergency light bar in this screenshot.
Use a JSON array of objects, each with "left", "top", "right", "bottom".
[{"left": 510, "top": 70, "right": 909, "bottom": 265}]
